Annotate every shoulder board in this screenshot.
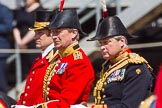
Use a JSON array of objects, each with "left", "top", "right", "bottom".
[
  {"left": 128, "top": 53, "right": 153, "bottom": 71},
  {"left": 128, "top": 53, "right": 147, "bottom": 64},
  {"left": 73, "top": 51, "right": 83, "bottom": 60}
]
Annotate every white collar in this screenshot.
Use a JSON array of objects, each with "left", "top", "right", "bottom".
[{"left": 41, "top": 43, "right": 54, "bottom": 58}]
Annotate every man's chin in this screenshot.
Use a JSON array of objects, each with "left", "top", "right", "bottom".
[
  {"left": 35, "top": 46, "right": 41, "bottom": 49},
  {"left": 54, "top": 45, "right": 61, "bottom": 49},
  {"left": 103, "top": 56, "right": 110, "bottom": 60}
]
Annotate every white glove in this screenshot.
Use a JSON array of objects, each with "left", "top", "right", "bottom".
[
  {"left": 70, "top": 104, "right": 87, "bottom": 108},
  {"left": 11, "top": 105, "right": 34, "bottom": 108},
  {"left": 11, "top": 100, "right": 59, "bottom": 108}
]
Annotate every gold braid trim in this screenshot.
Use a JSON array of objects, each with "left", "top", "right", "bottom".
[
  {"left": 100, "top": 60, "right": 108, "bottom": 78},
  {"left": 43, "top": 57, "right": 60, "bottom": 101},
  {"left": 93, "top": 57, "right": 129, "bottom": 104},
  {"left": 34, "top": 103, "right": 47, "bottom": 108},
  {"left": 42, "top": 104, "right": 46, "bottom": 108},
  {"left": 93, "top": 53, "right": 153, "bottom": 104},
  {"left": 34, "top": 21, "right": 50, "bottom": 28}
]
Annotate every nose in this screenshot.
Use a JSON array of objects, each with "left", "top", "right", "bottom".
[
  {"left": 50, "top": 33, "right": 58, "bottom": 40},
  {"left": 100, "top": 45, "right": 106, "bottom": 51}
]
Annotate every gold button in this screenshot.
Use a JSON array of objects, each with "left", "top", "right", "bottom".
[
  {"left": 136, "top": 68, "right": 141, "bottom": 74},
  {"left": 27, "top": 86, "right": 30, "bottom": 89},
  {"left": 102, "top": 88, "right": 104, "bottom": 92},
  {"left": 103, "top": 95, "right": 106, "bottom": 98},
  {"left": 25, "top": 93, "right": 28, "bottom": 97},
  {"left": 23, "top": 101, "right": 26, "bottom": 104},
  {"left": 101, "top": 101, "right": 105, "bottom": 104},
  {"left": 58, "top": 60, "right": 61, "bottom": 63},
  {"left": 29, "top": 78, "right": 32, "bottom": 81},
  {"left": 47, "top": 91, "right": 49, "bottom": 95},
  {"left": 47, "top": 98, "right": 50, "bottom": 101}
]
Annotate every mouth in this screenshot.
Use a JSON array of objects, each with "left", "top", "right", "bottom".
[
  {"left": 35, "top": 40, "right": 40, "bottom": 44},
  {"left": 102, "top": 51, "right": 107, "bottom": 55},
  {"left": 54, "top": 41, "right": 60, "bottom": 44}
]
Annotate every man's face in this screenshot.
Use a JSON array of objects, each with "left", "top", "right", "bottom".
[
  {"left": 98, "top": 37, "right": 124, "bottom": 60},
  {"left": 34, "top": 29, "right": 53, "bottom": 50},
  {"left": 50, "top": 28, "right": 77, "bottom": 50}
]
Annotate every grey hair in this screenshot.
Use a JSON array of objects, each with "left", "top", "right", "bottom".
[
  {"left": 67, "top": 28, "right": 80, "bottom": 40},
  {"left": 114, "top": 36, "right": 128, "bottom": 44}
]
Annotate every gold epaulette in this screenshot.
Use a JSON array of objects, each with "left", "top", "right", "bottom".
[
  {"left": 128, "top": 53, "right": 153, "bottom": 71},
  {"left": 139, "top": 95, "right": 156, "bottom": 108},
  {"left": 128, "top": 53, "right": 146, "bottom": 64}
]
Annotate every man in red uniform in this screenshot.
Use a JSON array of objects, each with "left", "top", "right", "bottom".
[
  {"left": 13, "top": 10, "right": 58, "bottom": 106},
  {"left": 12, "top": 9, "right": 95, "bottom": 108},
  {"left": 42, "top": 9, "right": 95, "bottom": 108}
]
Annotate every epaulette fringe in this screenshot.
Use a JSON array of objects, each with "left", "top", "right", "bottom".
[{"left": 128, "top": 53, "right": 153, "bottom": 71}]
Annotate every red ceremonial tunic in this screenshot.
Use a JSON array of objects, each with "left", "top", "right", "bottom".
[
  {"left": 40, "top": 42, "right": 95, "bottom": 108},
  {"left": 17, "top": 48, "right": 57, "bottom": 106}
]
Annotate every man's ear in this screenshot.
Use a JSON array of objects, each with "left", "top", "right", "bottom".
[
  {"left": 72, "top": 29, "right": 78, "bottom": 38},
  {"left": 119, "top": 37, "right": 125, "bottom": 48}
]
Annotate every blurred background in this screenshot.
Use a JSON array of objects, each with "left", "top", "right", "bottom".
[{"left": 0, "top": 0, "right": 162, "bottom": 103}]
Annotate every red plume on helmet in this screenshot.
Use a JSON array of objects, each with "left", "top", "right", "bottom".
[
  {"left": 59, "top": 0, "right": 65, "bottom": 12},
  {"left": 101, "top": 0, "right": 108, "bottom": 18}
]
